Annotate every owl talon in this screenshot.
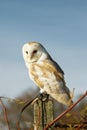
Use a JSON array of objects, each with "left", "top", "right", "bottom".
[{"left": 38, "top": 93, "right": 49, "bottom": 101}]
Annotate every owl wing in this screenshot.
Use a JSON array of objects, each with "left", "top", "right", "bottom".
[
  {"left": 29, "top": 58, "right": 64, "bottom": 88},
  {"left": 43, "top": 58, "right": 64, "bottom": 81},
  {"left": 41, "top": 59, "right": 72, "bottom": 106},
  {"left": 51, "top": 59, "right": 64, "bottom": 74}
]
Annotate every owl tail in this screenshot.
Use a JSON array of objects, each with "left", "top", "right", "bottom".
[
  {"left": 70, "top": 88, "right": 75, "bottom": 99},
  {"left": 67, "top": 99, "right": 73, "bottom": 107},
  {"left": 68, "top": 88, "right": 75, "bottom": 107}
]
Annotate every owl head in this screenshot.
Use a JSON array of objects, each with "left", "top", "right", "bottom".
[{"left": 22, "top": 42, "right": 50, "bottom": 65}]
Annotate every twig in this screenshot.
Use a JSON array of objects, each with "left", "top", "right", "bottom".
[
  {"left": 17, "top": 95, "right": 39, "bottom": 129},
  {"left": 44, "top": 91, "right": 87, "bottom": 130},
  {"left": 19, "top": 96, "right": 38, "bottom": 116},
  {"left": 16, "top": 122, "right": 21, "bottom": 130},
  {"left": 76, "top": 123, "right": 85, "bottom": 130},
  {"left": 0, "top": 98, "right": 10, "bottom": 130}
]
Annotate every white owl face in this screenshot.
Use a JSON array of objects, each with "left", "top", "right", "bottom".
[{"left": 22, "top": 42, "right": 49, "bottom": 64}]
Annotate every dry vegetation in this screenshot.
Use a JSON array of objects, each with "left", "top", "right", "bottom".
[{"left": 0, "top": 88, "right": 87, "bottom": 130}]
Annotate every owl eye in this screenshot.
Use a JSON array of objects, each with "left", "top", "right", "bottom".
[
  {"left": 25, "top": 51, "right": 28, "bottom": 54},
  {"left": 33, "top": 50, "right": 37, "bottom": 54}
]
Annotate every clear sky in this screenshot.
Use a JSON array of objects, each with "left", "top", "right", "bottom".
[{"left": 0, "top": 0, "right": 87, "bottom": 98}]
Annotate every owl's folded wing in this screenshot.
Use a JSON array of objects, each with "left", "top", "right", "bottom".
[{"left": 43, "top": 59, "right": 64, "bottom": 81}]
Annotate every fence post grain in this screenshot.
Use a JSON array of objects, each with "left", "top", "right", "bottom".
[{"left": 34, "top": 98, "right": 53, "bottom": 130}]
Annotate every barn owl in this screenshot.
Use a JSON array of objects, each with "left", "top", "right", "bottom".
[{"left": 22, "top": 42, "right": 73, "bottom": 106}]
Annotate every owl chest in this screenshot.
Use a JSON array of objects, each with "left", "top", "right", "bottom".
[
  {"left": 29, "top": 64, "right": 57, "bottom": 85},
  {"left": 29, "top": 64, "right": 64, "bottom": 94},
  {"left": 29, "top": 64, "right": 49, "bottom": 79}
]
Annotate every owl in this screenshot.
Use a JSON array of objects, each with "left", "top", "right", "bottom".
[{"left": 22, "top": 42, "right": 73, "bottom": 106}]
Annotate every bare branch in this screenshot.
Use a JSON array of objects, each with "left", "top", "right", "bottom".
[
  {"left": 16, "top": 122, "right": 21, "bottom": 130},
  {"left": 0, "top": 98, "right": 10, "bottom": 130}
]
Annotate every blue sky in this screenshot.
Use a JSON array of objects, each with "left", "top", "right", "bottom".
[{"left": 0, "top": 0, "right": 87, "bottom": 98}]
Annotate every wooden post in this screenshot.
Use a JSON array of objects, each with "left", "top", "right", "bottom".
[{"left": 34, "top": 97, "right": 53, "bottom": 130}]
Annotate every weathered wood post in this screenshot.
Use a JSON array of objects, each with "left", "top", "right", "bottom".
[{"left": 34, "top": 96, "right": 53, "bottom": 130}]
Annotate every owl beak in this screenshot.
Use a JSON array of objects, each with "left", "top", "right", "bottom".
[{"left": 30, "top": 53, "right": 34, "bottom": 60}]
